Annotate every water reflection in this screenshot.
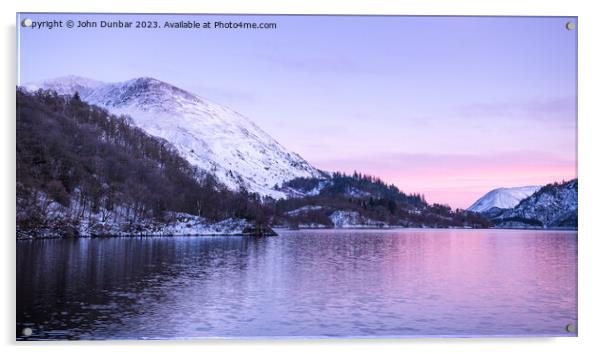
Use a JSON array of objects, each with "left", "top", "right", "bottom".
[{"left": 17, "top": 230, "right": 577, "bottom": 339}]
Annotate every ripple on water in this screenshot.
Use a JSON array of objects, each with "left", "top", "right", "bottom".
[{"left": 17, "top": 230, "right": 577, "bottom": 339}]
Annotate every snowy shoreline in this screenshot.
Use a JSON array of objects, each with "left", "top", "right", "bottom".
[
  {"left": 16, "top": 212, "right": 277, "bottom": 240},
  {"left": 18, "top": 225, "right": 577, "bottom": 240},
  {"left": 17, "top": 232, "right": 270, "bottom": 240}
]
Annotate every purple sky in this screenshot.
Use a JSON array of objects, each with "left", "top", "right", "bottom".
[{"left": 17, "top": 14, "right": 577, "bottom": 208}]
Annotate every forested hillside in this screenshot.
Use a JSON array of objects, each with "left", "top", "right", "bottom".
[
  {"left": 16, "top": 89, "right": 268, "bottom": 237},
  {"left": 275, "top": 173, "right": 489, "bottom": 228}
]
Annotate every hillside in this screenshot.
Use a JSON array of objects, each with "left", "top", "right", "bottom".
[
  {"left": 25, "top": 76, "right": 324, "bottom": 198},
  {"left": 274, "top": 173, "right": 490, "bottom": 228},
  {"left": 16, "top": 89, "right": 272, "bottom": 238},
  {"left": 487, "top": 179, "right": 577, "bottom": 229},
  {"left": 16, "top": 88, "right": 495, "bottom": 236}
]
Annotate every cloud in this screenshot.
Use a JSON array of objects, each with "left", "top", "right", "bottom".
[
  {"left": 314, "top": 151, "right": 574, "bottom": 174},
  {"left": 457, "top": 96, "right": 576, "bottom": 124}
]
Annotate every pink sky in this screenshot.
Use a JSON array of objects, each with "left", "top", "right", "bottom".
[{"left": 315, "top": 151, "right": 576, "bottom": 209}]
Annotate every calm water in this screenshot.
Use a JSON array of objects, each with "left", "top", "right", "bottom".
[{"left": 16, "top": 229, "right": 577, "bottom": 339}]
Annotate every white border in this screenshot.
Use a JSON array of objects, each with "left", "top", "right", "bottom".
[{"left": 2, "top": 1, "right": 601, "bottom": 353}]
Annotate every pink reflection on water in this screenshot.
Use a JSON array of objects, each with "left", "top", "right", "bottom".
[{"left": 17, "top": 229, "right": 577, "bottom": 338}]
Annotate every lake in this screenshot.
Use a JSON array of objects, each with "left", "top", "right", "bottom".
[{"left": 16, "top": 229, "right": 577, "bottom": 339}]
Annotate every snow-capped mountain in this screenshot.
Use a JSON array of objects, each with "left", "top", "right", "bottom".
[
  {"left": 25, "top": 76, "right": 324, "bottom": 198},
  {"left": 25, "top": 75, "right": 104, "bottom": 97},
  {"left": 494, "top": 179, "right": 577, "bottom": 228},
  {"left": 467, "top": 185, "right": 542, "bottom": 213}
]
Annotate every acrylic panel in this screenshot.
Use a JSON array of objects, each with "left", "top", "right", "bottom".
[{"left": 16, "top": 13, "right": 578, "bottom": 340}]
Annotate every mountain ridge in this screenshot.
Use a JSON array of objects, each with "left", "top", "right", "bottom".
[
  {"left": 24, "top": 76, "right": 324, "bottom": 199},
  {"left": 467, "top": 185, "right": 542, "bottom": 213},
  {"left": 472, "top": 179, "right": 578, "bottom": 229},
  {"left": 493, "top": 179, "right": 577, "bottom": 228}
]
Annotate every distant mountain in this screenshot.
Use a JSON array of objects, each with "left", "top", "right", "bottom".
[
  {"left": 467, "top": 185, "right": 541, "bottom": 213},
  {"left": 488, "top": 179, "right": 577, "bottom": 229},
  {"left": 24, "top": 76, "right": 324, "bottom": 198}
]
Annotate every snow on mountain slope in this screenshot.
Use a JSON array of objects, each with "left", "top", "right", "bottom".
[
  {"left": 24, "top": 75, "right": 104, "bottom": 98},
  {"left": 467, "top": 185, "right": 542, "bottom": 213},
  {"left": 25, "top": 76, "right": 323, "bottom": 198},
  {"left": 495, "top": 179, "right": 577, "bottom": 228}
]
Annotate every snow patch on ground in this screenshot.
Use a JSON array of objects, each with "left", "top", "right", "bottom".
[
  {"left": 279, "top": 179, "right": 330, "bottom": 198},
  {"left": 329, "top": 210, "right": 389, "bottom": 228},
  {"left": 345, "top": 187, "right": 371, "bottom": 198},
  {"left": 131, "top": 214, "right": 252, "bottom": 236},
  {"left": 17, "top": 193, "right": 258, "bottom": 238},
  {"left": 285, "top": 205, "right": 323, "bottom": 217}
]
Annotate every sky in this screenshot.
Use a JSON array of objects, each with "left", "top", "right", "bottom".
[{"left": 17, "top": 14, "right": 577, "bottom": 208}]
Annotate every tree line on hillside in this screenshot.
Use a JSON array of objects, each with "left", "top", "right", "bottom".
[{"left": 276, "top": 174, "right": 490, "bottom": 228}]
